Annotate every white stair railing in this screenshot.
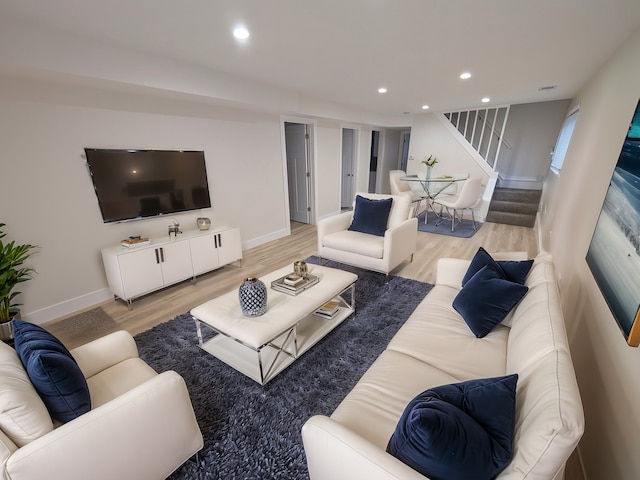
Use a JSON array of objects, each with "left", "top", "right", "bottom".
[{"left": 444, "top": 106, "right": 511, "bottom": 171}]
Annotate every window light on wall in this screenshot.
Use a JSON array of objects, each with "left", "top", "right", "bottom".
[{"left": 550, "top": 108, "right": 579, "bottom": 174}]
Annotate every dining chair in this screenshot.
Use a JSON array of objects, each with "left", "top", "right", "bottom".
[
  {"left": 433, "top": 177, "right": 483, "bottom": 231},
  {"left": 389, "top": 170, "right": 425, "bottom": 217}
]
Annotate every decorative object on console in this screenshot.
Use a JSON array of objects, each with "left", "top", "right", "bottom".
[
  {"left": 238, "top": 278, "right": 267, "bottom": 316},
  {"left": 0, "top": 223, "right": 37, "bottom": 341},
  {"left": 293, "top": 259, "right": 308, "bottom": 278},
  {"left": 386, "top": 374, "right": 518, "bottom": 480},
  {"left": 197, "top": 217, "right": 211, "bottom": 230},
  {"left": 120, "top": 237, "right": 150, "bottom": 248},
  {"left": 168, "top": 219, "right": 182, "bottom": 239}
]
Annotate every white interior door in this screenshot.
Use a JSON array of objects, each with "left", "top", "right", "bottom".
[
  {"left": 341, "top": 128, "right": 356, "bottom": 209},
  {"left": 285, "top": 122, "right": 310, "bottom": 223}
]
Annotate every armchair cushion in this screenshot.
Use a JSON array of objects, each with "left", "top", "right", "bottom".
[
  {"left": 0, "top": 340, "right": 52, "bottom": 447},
  {"left": 348, "top": 195, "right": 393, "bottom": 236},
  {"left": 386, "top": 374, "right": 518, "bottom": 480},
  {"left": 453, "top": 266, "right": 528, "bottom": 338},
  {"left": 13, "top": 320, "right": 91, "bottom": 423}
]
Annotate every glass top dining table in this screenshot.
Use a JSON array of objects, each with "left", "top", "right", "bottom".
[
  {"left": 400, "top": 175, "right": 466, "bottom": 198},
  {"left": 401, "top": 175, "right": 467, "bottom": 223}
]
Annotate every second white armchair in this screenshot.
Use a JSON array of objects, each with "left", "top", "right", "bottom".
[{"left": 317, "top": 192, "right": 417, "bottom": 278}]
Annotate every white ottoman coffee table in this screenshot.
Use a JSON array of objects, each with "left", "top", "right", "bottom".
[{"left": 191, "top": 264, "right": 357, "bottom": 385}]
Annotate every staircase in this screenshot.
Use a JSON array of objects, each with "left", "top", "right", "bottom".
[{"left": 486, "top": 187, "right": 542, "bottom": 227}]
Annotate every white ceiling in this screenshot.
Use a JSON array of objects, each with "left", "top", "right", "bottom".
[{"left": 1, "top": 0, "right": 640, "bottom": 116}]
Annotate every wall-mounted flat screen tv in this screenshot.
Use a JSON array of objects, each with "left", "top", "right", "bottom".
[{"left": 85, "top": 148, "right": 211, "bottom": 223}]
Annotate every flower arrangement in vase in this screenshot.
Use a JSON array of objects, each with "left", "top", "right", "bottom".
[{"left": 421, "top": 155, "right": 438, "bottom": 180}]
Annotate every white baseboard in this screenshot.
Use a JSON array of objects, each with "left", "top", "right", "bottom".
[
  {"left": 24, "top": 288, "right": 114, "bottom": 326},
  {"left": 242, "top": 227, "right": 291, "bottom": 250}
]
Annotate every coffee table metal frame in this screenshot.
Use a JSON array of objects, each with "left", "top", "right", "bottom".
[{"left": 191, "top": 266, "right": 357, "bottom": 385}]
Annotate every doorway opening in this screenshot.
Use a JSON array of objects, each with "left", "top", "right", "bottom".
[
  {"left": 284, "top": 122, "right": 313, "bottom": 224},
  {"left": 369, "top": 130, "right": 380, "bottom": 193},
  {"left": 341, "top": 128, "right": 357, "bottom": 210}
]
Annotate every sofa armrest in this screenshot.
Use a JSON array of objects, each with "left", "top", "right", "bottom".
[
  {"left": 383, "top": 217, "right": 418, "bottom": 270},
  {"left": 6, "top": 371, "right": 203, "bottom": 480},
  {"left": 302, "top": 415, "right": 428, "bottom": 480},
  {"left": 318, "top": 211, "right": 353, "bottom": 244},
  {"left": 70, "top": 330, "right": 139, "bottom": 378}
]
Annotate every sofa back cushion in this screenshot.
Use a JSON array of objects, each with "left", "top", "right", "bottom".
[
  {"left": 0, "top": 341, "right": 52, "bottom": 447},
  {"left": 504, "top": 254, "right": 584, "bottom": 478},
  {"left": 354, "top": 193, "right": 411, "bottom": 230}
]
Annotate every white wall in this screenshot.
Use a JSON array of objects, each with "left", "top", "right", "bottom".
[
  {"left": 407, "top": 113, "right": 488, "bottom": 180},
  {"left": 315, "top": 120, "right": 342, "bottom": 219},
  {"left": 0, "top": 79, "right": 288, "bottom": 323},
  {"left": 497, "top": 100, "right": 570, "bottom": 187},
  {"left": 539, "top": 27, "right": 640, "bottom": 480}
]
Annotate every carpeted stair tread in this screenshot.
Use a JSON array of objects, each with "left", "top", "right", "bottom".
[
  {"left": 486, "top": 210, "right": 536, "bottom": 227},
  {"left": 489, "top": 199, "right": 539, "bottom": 215},
  {"left": 486, "top": 187, "right": 541, "bottom": 228}
]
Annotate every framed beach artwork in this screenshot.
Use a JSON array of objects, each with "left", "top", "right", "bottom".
[{"left": 586, "top": 99, "right": 640, "bottom": 347}]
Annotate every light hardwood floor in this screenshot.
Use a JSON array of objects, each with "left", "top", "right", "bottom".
[
  {"left": 46, "top": 220, "right": 538, "bottom": 347},
  {"left": 44, "top": 219, "right": 584, "bottom": 480}
]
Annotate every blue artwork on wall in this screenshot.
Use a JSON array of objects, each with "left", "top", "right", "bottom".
[{"left": 586, "top": 99, "right": 640, "bottom": 347}]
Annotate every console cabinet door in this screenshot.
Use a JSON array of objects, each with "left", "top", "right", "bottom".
[
  {"left": 118, "top": 248, "right": 164, "bottom": 299},
  {"left": 190, "top": 234, "right": 220, "bottom": 275},
  {"left": 216, "top": 228, "right": 243, "bottom": 266},
  {"left": 158, "top": 241, "right": 194, "bottom": 285}
]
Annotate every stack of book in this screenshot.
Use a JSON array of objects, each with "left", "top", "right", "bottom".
[
  {"left": 314, "top": 299, "right": 341, "bottom": 319},
  {"left": 271, "top": 273, "right": 319, "bottom": 295},
  {"left": 121, "top": 237, "right": 150, "bottom": 248}
]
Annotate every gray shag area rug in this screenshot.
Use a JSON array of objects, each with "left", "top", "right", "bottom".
[
  {"left": 134, "top": 258, "right": 433, "bottom": 480},
  {"left": 417, "top": 210, "right": 482, "bottom": 238}
]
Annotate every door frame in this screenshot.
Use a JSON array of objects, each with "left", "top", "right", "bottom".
[
  {"left": 280, "top": 116, "right": 316, "bottom": 227},
  {"left": 340, "top": 124, "right": 360, "bottom": 209}
]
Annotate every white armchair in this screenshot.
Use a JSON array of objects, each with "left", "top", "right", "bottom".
[
  {"left": 0, "top": 330, "right": 203, "bottom": 480},
  {"left": 317, "top": 193, "right": 417, "bottom": 277}
]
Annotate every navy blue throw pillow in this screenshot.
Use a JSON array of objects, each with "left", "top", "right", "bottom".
[
  {"left": 462, "top": 247, "right": 533, "bottom": 286},
  {"left": 387, "top": 374, "right": 518, "bottom": 480},
  {"left": 348, "top": 195, "right": 393, "bottom": 237},
  {"left": 13, "top": 320, "right": 91, "bottom": 423},
  {"left": 453, "top": 265, "right": 529, "bottom": 338}
]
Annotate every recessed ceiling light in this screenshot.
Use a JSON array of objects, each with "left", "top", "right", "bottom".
[
  {"left": 422, "top": 105, "right": 430, "bottom": 110},
  {"left": 481, "top": 97, "right": 490, "bottom": 103},
  {"left": 539, "top": 85, "right": 557, "bottom": 92},
  {"left": 460, "top": 72, "right": 472, "bottom": 80},
  {"left": 378, "top": 87, "right": 387, "bottom": 94},
  {"left": 233, "top": 25, "right": 250, "bottom": 40}
]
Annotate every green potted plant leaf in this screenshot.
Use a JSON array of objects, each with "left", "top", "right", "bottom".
[{"left": 0, "top": 223, "right": 36, "bottom": 341}]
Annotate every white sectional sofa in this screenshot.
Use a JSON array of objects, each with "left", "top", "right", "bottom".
[
  {"left": 0, "top": 329, "right": 203, "bottom": 480},
  {"left": 302, "top": 252, "right": 584, "bottom": 480}
]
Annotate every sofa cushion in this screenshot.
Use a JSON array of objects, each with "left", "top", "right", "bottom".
[
  {"left": 387, "top": 374, "right": 518, "bottom": 480},
  {"left": 322, "top": 230, "right": 385, "bottom": 259},
  {"left": 348, "top": 195, "right": 393, "bottom": 236},
  {"left": 0, "top": 339, "right": 53, "bottom": 447},
  {"left": 13, "top": 320, "right": 91, "bottom": 423},
  {"left": 463, "top": 247, "right": 533, "bottom": 286},
  {"left": 453, "top": 265, "right": 528, "bottom": 338}
]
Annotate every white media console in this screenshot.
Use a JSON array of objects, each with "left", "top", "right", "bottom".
[{"left": 101, "top": 226, "right": 242, "bottom": 307}]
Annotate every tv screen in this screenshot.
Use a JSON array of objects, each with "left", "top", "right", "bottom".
[{"left": 85, "top": 149, "right": 212, "bottom": 223}]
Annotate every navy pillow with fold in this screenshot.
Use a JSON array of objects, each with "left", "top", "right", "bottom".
[
  {"left": 462, "top": 247, "right": 533, "bottom": 286},
  {"left": 13, "top": 320, "right": 91, "bottom": 423},
  {"left": 453, "top": 265, "right": 529, "bottom": 338},
  {"left": 387, "top": 374, "right": 518, "bottom": 480},
  {"left": 348, "top": 195, "right": 393, "bottom": 237}
]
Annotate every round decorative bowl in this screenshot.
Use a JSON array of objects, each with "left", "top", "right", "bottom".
[
  {"left": 238, "top": 278, "right": 267, "bottom": 317},
  {"left": 196, "top": 217, "right": 211, "bottom": 231}
]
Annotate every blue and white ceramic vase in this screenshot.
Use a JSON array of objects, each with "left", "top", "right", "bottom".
[{"left": 238, "top": 278, "right": 267, "bottom": 316}]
